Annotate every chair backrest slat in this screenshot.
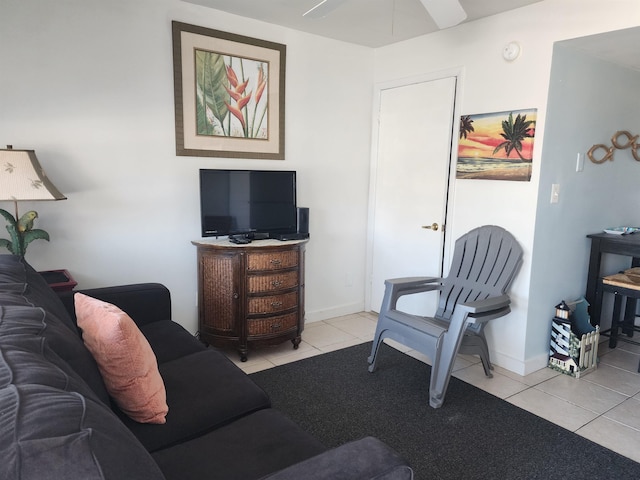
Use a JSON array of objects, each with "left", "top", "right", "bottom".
[{"left": 435, "top": 226, "right": 523, "bottom": 320}]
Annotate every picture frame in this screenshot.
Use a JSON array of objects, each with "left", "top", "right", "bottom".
[
  {"left": 456, "top": 108, "right": 537, "bottom": 181},
  {"left": 172, "top": 21, "right": 286, "bottom": 159}
]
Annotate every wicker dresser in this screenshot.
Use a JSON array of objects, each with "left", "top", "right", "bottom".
[{"left": 192, "top": 239, "right": 307, "bottom": 361}]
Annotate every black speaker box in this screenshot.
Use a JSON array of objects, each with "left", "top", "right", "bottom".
[{"left": 297, "top": 207, "right": 309, "bottom": 235}]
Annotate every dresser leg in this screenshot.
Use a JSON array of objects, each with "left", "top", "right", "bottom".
[
  {"left": 238, "top": 347, "right": 248, "bottom": 362},
  {"left": 291, "top": 337, "right": 301, "bottom": 350}
]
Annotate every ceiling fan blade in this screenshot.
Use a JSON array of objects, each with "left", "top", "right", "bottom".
[
  {"left": 303, "top": 0, "right": 349, "bottom": 19},
  {"left": 419, "top": 0, "right": 467, "bottom": 29}
]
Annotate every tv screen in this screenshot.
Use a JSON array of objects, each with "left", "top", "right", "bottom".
[{"left": 199, "top": 169, "right": 297, "bottom": 237}]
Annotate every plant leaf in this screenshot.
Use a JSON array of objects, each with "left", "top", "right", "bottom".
[
  {"left": 0, "top": 208, "right": 16, "bottom": 226},
  {"left": 23, "top": 229, "right": 50, "bottom": 249},
  {"left": 4, "top": 223, "right": 21, "bottom": 256},
  {"left": 195, "top": 50, "right": 230, "bottom": 134},
  {"left": 0, "top": 238, "right": 12, "bottom": 254}
]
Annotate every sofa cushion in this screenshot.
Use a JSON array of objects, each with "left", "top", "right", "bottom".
[
  {"left": 259, "top": 437, "right": 414, "bottom": 480},
  {"left": 0, "top": 334, "right": 101, "bottom": 402},
  {"left": 153, "top": 408, "right": 325, "bottom": 480},
  {"left": 120, "top": 348, "right": 271, "bottom": 452},
  {"left": 75, "top": 293, "right": 168, "bottom": 424},
  {"left": 139, "top": 320, "right": 207, "bottom": 365},
  {"left": 0, "top": 292, "right": 31, "bottom": 306},
  {"left": 0, "top": 255, "right": 80, "bottom": 334},
  {"left": 0, "top": 303, "right": 110, "bottom": 405},
  {"left": 60, "top": 283, "right": 174, "bottom": 329},
  {"left": 0, "top": 384, "right": 165, "bottom": 480},
  {"left": 0, "top": 255, "right": 29, "bottom": 295},
  {"left": 24, "top": 262, "right": 80, "bottom": 331}
]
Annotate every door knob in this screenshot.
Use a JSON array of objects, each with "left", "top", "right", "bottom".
[{"left": 422, "top": 223, "right": 439, "bottom": 231}]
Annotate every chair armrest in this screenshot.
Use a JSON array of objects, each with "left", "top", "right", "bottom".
[
  {"left": 460, "top": 294, "right": 511, "bottom": 323},
  {"left": 384, "top": 277, "right": 441, "bottom": 308},
  {"left": 59, "top": 283, "right": 171, "bottom": 327},
  {"left": 259, "top": 437, "right": 413, "bottom": 480},
  {"left": 381, "top": 277, "right": 442, "bottom": 312}
]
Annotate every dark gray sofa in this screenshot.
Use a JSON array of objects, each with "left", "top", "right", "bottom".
[{"left": 0, "top": 254, "right": 413, "bottom": 480}]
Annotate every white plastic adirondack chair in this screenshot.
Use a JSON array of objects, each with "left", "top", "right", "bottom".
[{"left": 368, "top": 225, "right": 523, "bottom": 408}]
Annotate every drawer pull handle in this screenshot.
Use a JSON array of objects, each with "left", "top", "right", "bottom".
[
  {"left": 271, "top": 280, "right": 282, "bottom": 287},
  {"left": 270, "top": 259, "right": 282, "bottom": 265},
  {"left": 271, "top": 323, "right": 281, "bottom": 331},
  {"left": 271, "top": 301, "right": 283, "bottom": 308}
]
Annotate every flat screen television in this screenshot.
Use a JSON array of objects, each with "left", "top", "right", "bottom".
[{"left": 199, "top": 169, "right": 298, "bottom": 238}]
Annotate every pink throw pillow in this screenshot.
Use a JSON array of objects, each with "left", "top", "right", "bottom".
[{"left": 74, "top": 293, "right": 168, "bottom": 424}]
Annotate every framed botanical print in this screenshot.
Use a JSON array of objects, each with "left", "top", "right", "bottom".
[{"left": 172, "top": 21, "right": 286, "bottom": 159}]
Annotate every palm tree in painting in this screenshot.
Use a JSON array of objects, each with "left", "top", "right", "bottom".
[
  {"left": 492, "top": 112, "right": 535, "bottom": 161},
  {"left": 459, "top": 115, "right": 474, "bottom": 139}
]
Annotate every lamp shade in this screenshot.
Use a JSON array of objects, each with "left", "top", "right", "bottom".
[{"left": 0, "top": 148, "right": 66, "bottom": 202}]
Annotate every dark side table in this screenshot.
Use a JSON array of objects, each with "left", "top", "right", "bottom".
[
  {"left": 586, "top": 232, "right": 640, "bottom": 326},
  {"left": 38, "top": 269, "right": 77, "bottom": 292}
]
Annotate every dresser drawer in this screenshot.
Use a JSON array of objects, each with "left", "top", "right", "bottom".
[
  {"left": 248, "top": 270, "right": 298, "bottom": 293},
  {"left": 248, "top": 291, "right": 298, "bottom": 315},
  {"left": 247, "top": 250, "right": 299, "bottom": 271},
  {"left": 248, "top": 312, "right": 298, "bottom": 337}
]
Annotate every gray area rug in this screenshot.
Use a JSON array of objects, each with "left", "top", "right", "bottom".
[{"left": 250, "top": 342, "right": 640, "bottom": 480}]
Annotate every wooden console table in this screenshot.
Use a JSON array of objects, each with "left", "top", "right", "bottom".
[
  {"left": 192, "top": 238, "right": 307, "bottom": 361},
  {"left": 586, "top": 232, "right": 640, "bottom": 326}
]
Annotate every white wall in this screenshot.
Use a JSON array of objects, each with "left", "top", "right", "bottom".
[
  {"left": 0, "top": 0, "right": 373, "bottom": 333},
  {"left": 373, "top": 0, "right": 640, "bottom": 374},
  {"left": 529, "top": 41, "right": 640, "bottom": 366},
  {"left": 3, "top": 0, "right": 639, "bottom": 373}
]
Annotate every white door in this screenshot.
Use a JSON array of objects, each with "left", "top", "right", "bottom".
[{"left": 368, "top": 76, "right": 457, "bottom": 315}]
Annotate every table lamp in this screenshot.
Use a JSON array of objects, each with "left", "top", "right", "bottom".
[{"left": 0, "top": 146, "right": 66, "bottom": 257}]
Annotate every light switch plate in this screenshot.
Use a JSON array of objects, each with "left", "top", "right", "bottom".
[{"left": 550, "top": 183, "right": 560, "bottom": 204}]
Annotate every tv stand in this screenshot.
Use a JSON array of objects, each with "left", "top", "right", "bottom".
[{"left": 192, "top": 238, "right": 308, "bottom": 361}]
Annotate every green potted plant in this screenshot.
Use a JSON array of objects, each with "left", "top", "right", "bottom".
[{"left": 0, "top": 209, "right": 49, "bottom": 258}]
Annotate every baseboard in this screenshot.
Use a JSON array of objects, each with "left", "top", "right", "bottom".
[
  {"left": 490, "top": 350, "right": 549, "bottom": 376},
  {"left": 306, "top": 302, "right": 365, "bottom": 323},
  {"left": 521, "top": 352, "right": 552, "bottom": 376}
]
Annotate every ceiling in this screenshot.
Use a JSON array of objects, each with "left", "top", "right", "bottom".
[
  {"left": 182, "top": 0, "right": 544, "bottom": 48},
  {"left": 181, "top": 0, "right": 640, "bottom": 71}
]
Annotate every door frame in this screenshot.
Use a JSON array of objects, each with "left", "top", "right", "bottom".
[{"left": 364, "top": 67, "right": 464, "bottom": 312}]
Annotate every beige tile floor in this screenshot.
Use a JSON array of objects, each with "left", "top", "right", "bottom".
[{"left": 223, "top": 312, "right": 640, "bottom": 465}]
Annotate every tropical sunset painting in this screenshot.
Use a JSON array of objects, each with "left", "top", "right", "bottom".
[
  {"left": 195, "top": 50, "right": 269, "bottom": 140},
  {"left": 457, "top": 108, "right": 537, "bottom": 181}
]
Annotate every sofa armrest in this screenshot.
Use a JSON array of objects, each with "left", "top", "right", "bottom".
[
  {"left": 59, "top": 283, "right": 172, "bottom": 327},
  {"left": 259, "top": 437, "right": 413, "bottom": 480}
]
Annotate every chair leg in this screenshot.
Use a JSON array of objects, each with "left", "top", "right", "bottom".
[
  {"left": 460, "top": 333, "right": 493, "bottom": 378},
  {"left": 429, "top": 346, "right": 457, "bottom": 409},
  {"left": 369, "top": 282, "right": 398, "bottom": 373},
  {"left": 609, "top": 294, "right": 624, "bottom": 349},
  {"left": 476, "top": 347, "right": 493, "bottom": 378},
  {"left": 623, "top": 297, "right": 636, "bottom": 337},
  {"left": 429, "top": 315, "right": 469, "bottom": 408},
  {"left": 368, "top": 326, "right": 385, "bottom": 373}
]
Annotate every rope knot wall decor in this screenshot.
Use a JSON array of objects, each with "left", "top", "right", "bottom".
[{"left": 588, "top": 130, "right": 640, "bottom": 164}]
